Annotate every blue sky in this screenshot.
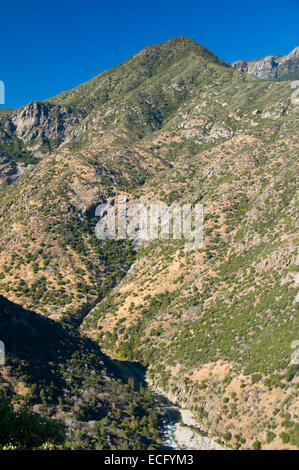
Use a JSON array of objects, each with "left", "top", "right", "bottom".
[{"left": 0, "top": 0, "right": 298, "bottom": 108}]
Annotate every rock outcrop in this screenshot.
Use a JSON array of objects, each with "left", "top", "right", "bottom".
[{"left": 232, "top": 46, "right": 299, "bottom": 80}]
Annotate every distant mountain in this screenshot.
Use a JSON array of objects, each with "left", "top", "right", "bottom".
[{"left": 232, "top": 46, "right": 299, "bottom": 80}]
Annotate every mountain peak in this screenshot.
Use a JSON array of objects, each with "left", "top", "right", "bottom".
[
  {"left": 135, "top": 36, "right": 227, "bottom": 67},
  {"left": 288, "top": 45, "right": 299, "bottom": 58}
]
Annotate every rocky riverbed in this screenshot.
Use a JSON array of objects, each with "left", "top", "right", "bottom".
[{"left": 174, "top": 424, "right": 228, "bottom": 450}]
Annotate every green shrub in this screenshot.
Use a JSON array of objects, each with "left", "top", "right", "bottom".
[{"left": 0, "top": 391, "right": 65, "bottom": 449}]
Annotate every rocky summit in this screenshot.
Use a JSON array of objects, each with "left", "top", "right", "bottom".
[
  {"left": 232, "top": 46, "right": 299, "bottom": 81},
  {"left": 0, "top": 36, "right": 298, "bottom": 450}
]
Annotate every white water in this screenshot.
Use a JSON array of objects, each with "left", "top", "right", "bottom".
[{"left": 152, "top": 393, "right": 181, "bottom": 449}]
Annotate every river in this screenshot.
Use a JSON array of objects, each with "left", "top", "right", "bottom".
[{"left": 153, "top": 393, "right": 182, "bottom": 449}]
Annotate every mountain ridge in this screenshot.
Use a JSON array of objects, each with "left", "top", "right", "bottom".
[{"left": 232, "top": 45, "right": 299, "bottom": 81}]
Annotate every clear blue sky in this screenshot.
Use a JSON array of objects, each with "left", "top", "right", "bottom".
[{"left": 1, "top": 0, "right": 298, "bottom": 109}]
